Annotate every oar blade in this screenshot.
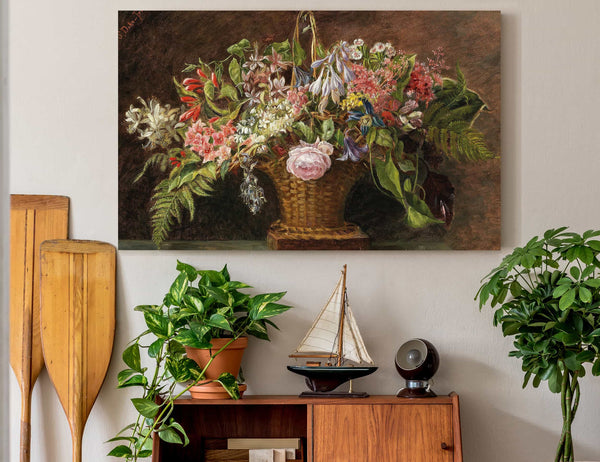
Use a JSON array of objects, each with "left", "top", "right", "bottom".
[
  {"left": 9, "top": 195, "right": 69, "bottom": 390},
  {"left": 40, "top": 240, "right": 116, "bottom": 449}
]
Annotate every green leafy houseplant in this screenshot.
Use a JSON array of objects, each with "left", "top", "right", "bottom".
[
  {"left": 477, "top": 228, "right": 600, "bottom": 462},
  {"left": 108, "top": 261, "right": 291, "bottom": 461}
]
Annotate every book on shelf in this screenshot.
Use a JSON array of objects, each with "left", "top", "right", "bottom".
[
  {"left": 273, "top": 448, "right": 286, "bottom": 462},
  {"left": 247, "top": 448, "right": 296, "bottom": 462},
  {"left": 249, "top": 449, "right": 274, "bottom": 462},
  {"left": 227, "top": 438, "right": 300, "bottom": 450}
]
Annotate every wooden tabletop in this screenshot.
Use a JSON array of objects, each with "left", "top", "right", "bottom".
[{"left": 173, "top": 394, "right": 457, "bottom": 405}]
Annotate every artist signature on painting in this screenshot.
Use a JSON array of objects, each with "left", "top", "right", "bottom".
[{"left": 119, "top": 11, "right": 143, "bottom": 40}]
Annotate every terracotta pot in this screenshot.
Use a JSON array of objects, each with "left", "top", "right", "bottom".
[
  {"left": 185, "top": 337, "right": 248, "bottom": 399},
  {"left": 188, "top": 382, "right": 247, "bottom": 399}
]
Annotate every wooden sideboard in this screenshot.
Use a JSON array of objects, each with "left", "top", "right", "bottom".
[{"left": 153, "top": 393, "right": 462, "bottom": 462}]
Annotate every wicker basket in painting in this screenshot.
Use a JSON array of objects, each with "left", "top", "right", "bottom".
[{"left": 258, "top": 157, "right": 370, "bottom": 250}]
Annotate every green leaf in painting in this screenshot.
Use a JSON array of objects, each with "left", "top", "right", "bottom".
[
  {"left": 228, "top": 58, "right": 242, "bottom": 86},
  {"left": 226, "top": 38, "right": 251, "bottom": 58},
  {"left": 219, "top": 83, "right": 239, "bottom": 101},
  {"left": 293, "top": 121, "right": 315, "bottom": 142},
  {"left": 292, "top": 39, "right": 306, "bottom": 66},
  {"left": 373, "top": 153, "right": 403, "bottom": 200},
  {"left": 204, "top": 80, "right": 216, "bottom": 100},
  {"left": 403, "top": 192, "right": 444, "bottom": 228},
  {"left": 321, "top": 118, "right": 335, "bottom": 141},
  {"left": 375, "top": 129, "right": 394, "bottom": 148},
  {"left": 391, "top": 54, "right": 415, "bottom": 100}
]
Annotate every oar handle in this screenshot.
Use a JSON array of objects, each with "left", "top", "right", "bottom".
[
  {"left": 72, "top": 436, "right": 82, "bottom": 462},
  {"left": 20, "top": 390, "right": 31, "bottom": 462},
  {"left": 19, "top": 317, "right": 33, "bottom": 462}
]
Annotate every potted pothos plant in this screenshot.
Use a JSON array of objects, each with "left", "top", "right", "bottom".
[
  {"left": 477, "top": 228, "right": 600, "bottom": 462},
  {"left": 107, "top": 261, "right": 291, "bottom": 461}
]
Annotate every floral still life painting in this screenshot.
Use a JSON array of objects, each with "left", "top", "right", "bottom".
[{"left": 118, "top": 11, "right": 500, "bottom": 250}]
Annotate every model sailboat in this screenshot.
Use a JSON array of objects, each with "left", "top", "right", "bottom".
[{"left": 287, "top": 265, "right": 377, "bottom": 397}]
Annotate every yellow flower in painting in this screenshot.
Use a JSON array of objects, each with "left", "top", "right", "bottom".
[{"left": 341, "top": 92, "right": 368, "bottom": 111}]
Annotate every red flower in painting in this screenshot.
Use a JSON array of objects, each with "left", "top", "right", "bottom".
[
  {"left": 405, "top": 62, "right": 435, "bottom": 104},
  {"left": 272, "top": 145, "right": 287, "bottom": 157}
]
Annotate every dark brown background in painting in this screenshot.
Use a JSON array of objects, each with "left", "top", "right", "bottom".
[{"left": 118, "top": 11, "right": 500, "bottom": 249}]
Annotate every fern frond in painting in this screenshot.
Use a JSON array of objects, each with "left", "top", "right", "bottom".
[{"left": 149, "top": 163, "right": 217, "bottom": 247}]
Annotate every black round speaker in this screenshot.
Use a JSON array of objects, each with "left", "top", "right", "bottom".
[{"left": 394, "top": 338, "right": 439, "bottom": 398}]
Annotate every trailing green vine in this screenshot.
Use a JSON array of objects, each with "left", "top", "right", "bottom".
[{"left": 107, "top": 261, "right": 291, "bottom": 460}]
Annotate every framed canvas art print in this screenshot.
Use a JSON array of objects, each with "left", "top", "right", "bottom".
[{"left": 118, "top": 10, "right": 500, "bottom": 250}]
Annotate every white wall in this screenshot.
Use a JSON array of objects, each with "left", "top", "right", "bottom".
[
  {"left": 1, "top": 0, "right": 9, "bottom": 460},
  {"left": 4, "top": 0, "right": 600, "bottom": 461}
]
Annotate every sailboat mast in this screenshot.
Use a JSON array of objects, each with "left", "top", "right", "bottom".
[{"left": 336, "top": 265, "right": 347, "bottom": 366}]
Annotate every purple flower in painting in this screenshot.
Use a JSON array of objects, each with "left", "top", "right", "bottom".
[
  {"left": 309, "top": 41, "right": 355, "bottom": 108},
  {"left": 339, "top": 136, "right": 368, "bottom": 162},
  {"left": 293, "top": 67, "right": 312, "bottom": 87}
]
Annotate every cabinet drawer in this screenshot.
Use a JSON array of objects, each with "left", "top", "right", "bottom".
[{"left": 312, "top": 403, "right": 454, "bottom": 462}]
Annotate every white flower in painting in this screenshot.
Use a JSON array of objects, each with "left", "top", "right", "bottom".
[
  {"left": 349, "top": 46, "right": 363, "bottom": 60},
  {"left": 370, "top": 42, "right": 386, "bottom": 53}
]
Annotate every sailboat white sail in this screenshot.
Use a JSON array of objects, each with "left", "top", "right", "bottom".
[{"left": 290, "top": 271, "right": 374, "bottom": 365}]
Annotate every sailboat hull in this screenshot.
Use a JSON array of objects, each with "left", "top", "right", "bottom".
[{"left": 287, "top": 365, "right": 378, "bottom": 393}]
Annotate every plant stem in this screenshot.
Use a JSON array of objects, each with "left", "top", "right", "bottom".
[
  {"left": 564, "top": 373, "right": 572, "bottom": 462},
  {"left": 555, "top": 366, "right": 569, "bottom": 462},
  {"left": 556, "top": 369, "right": 579, "bottom": 462},
  {"left": 131, "top": 336, "right": 240, "bottom": 460}
]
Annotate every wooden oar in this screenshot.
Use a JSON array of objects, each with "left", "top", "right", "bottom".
[
  {"left": 9, "top": 195, "right": 69, "bottom": 462},
  {"left": 40, "top": 240, "right": 116, "bottom": 462}
]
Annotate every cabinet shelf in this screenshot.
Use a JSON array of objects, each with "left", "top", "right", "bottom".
[{"left": 153, "top": 394, "right": 462, "bottom": 462}]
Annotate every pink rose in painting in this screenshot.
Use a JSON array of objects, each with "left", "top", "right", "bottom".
[{"left": 286, "top": 140, "right": 333, "bottom": 181}]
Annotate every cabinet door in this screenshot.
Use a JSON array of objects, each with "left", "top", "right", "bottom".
[{"left": 312, "top": 404, "right": 453, "bottom": 462}]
